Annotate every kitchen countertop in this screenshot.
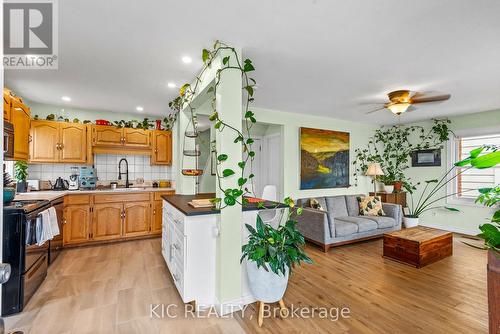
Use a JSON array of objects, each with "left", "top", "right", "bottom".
[
  {"left": 14, "top": 187, "right": 175, "bottom": 202},
  {"left": 162, "top": 193, "right": 287, "bottom": 216}
]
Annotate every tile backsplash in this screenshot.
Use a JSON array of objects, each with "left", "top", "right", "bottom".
[{"left": 27, "top": 154, "right": 172, "bottom": 183}]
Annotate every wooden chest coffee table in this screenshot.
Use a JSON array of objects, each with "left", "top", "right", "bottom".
[{"left": 383, "top": 226, "right": 453, "bottom": 268}]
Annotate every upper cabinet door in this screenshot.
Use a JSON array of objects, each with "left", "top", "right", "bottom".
[
  {"left": 30, "top": 120, "right": 60, "bottom": 162},
  {"left": 124, "top": 128, "right": 150, "bottom": 148},
  {"left": 92, "top": 125, "right": 123, "bottom": 146},
  {"left": 3, "top": 89, "right": 12, "bottom": 121},
  {"left": 11, "top": 97, "right": 31, "bottom": 161},
  {"left": 152, "top": 130, "right": 172, "bottom": 165},
  {"left": 59, "top": 123, "right": 87, "bottom": 163}
]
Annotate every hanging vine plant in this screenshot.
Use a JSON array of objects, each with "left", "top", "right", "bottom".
[{"left": 169, "top": 41, "right": 259, "bottom": 209}]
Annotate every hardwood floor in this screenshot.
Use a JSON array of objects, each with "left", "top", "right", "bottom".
[{"left": 4, "top": 235, "right": 488, "bottom": 334}]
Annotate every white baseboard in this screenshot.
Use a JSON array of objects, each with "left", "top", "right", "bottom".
[{"left": 419, "top": 222, "right": 478, "bottom": 236}]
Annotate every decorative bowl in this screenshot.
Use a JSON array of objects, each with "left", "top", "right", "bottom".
[{"left": 3, "top": 188, "right": 16, "bottom": 203}]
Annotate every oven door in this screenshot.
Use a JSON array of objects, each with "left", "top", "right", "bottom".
[{"left": 24, "top": 215, "right": 49, "bottom": 274}]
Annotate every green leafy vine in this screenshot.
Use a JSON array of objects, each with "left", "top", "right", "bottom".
[{"left": 169, "top": 41, "right": 258, "bottom": 209}]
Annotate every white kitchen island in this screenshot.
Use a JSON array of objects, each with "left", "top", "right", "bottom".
[{"left": 161, "top": 193, "right": 287, "bottom": 313}]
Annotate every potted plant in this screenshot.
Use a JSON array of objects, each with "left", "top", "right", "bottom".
[
  {"left": 241, "top": 200, "right": 312, "bottom": 303},
  {"left": 14, "top": 160, "right": 28, "bottom": 193},
  {"left": 380, "top": 174, "right": 397, "bottom": 193},
  {"left": 403, "top": 145, "right": 500, "bottom": 228}
]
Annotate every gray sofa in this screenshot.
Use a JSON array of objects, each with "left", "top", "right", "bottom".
[{"left": 294, "top": 195, "right": 402, "bottom": 252}]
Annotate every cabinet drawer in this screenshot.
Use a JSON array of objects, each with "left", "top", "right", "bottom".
[
  {"left": 172, "top": 258, "right": 184, "bottom": 299},
  {"left": 171, "top": 229, "right": 185, "bottom": 268},
  {"left": 94, "top": 192, "right": 149, "bottom": 204},
  {"left": 64, "top": 195, "right": 91, "bottom": 205},
  {"left": 165, "top": 211, "right": 185, "bottom": 234},
  {"left": 154, "top": 191, "right": 174, "bottom": 201}
]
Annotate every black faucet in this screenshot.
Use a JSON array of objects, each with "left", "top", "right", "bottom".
[{"left": 118, "top": 158, "right": 129, "bottom": 188}]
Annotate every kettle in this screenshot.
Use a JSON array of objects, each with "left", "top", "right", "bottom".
[{"left": 53, "top": 177, "right": 69, "bottom": 190}]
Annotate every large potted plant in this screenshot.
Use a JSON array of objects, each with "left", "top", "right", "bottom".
[
  {"left": 14, "top": 160, "right": 28, "bottom": 193},
  {"left": 241, "top": 200, "right": 312, "bottom": 303}
]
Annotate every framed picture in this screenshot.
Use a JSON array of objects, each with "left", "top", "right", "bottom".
[
  {"left": 300, "top": 127, "right": 350, "bottom": 189},
  {"left": 411, "top": 149, "right": 441, "bottom": 167}
]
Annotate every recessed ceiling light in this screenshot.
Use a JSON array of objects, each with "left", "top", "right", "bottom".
[
  {"left": 136, "top": 106, "right": 144, "bottom": 112},
  {"left": 167, "top": 82, "right": 176, "bottom": 88},
  {"left": 181, "top": 56, "right": 192, "bottom": 64},
  {"left": 61, "top": 96, "right": 71, "bottom": 102}
]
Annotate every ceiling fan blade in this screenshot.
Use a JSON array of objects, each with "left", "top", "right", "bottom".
[
  {"left": 411, "top": 93, "right": 451, "bottom": 104},
  {"left": 365, "top": 106, "right": 386, "bottom": 114}
]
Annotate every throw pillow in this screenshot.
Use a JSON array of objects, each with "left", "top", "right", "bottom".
[
  {"left": 309, "top": 198, "right": 325, "bottom": 211},
  {"left": 357, "top": 196, "right": 385, "bottom": 216}
]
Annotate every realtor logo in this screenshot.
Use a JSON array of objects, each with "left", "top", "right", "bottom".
[{"left": 3, "top": 0, "right": 58, "bottom": 69}]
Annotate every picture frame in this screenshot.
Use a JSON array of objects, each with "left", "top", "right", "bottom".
[{"left": 411, "top": 149, "right": 441, "bottom": 167}]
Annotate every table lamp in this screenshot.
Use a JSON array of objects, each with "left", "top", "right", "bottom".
[{"left": 365, "top": 163, "right": 384, "bottom": 196}]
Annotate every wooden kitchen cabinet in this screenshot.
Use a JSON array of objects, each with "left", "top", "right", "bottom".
[
  {"left": 63, "top": 204, "right": 91, "bottom": 245},
  {"left": 10, "top": 96, "right": 31, "bottom": 161},
  {"left": 92, "top": 203, "right": 123, "bottom": 241},
  {"left": 92, "top": 125, "right": 123, "bottom": 146},
  {"left": 3, "top": 88, "right": 12, "bottom": 121},
  {"left": 30, "top": 120, "right": 87, "bottom": 163},
  {"left": 30, "top": 121, "right": 59, "bottom": 162},
  {"left": 123, "top": 201, "right": 151, "bottom": 237},
  {"left": 124, "top": 128, "right": 150, "bottom": 147},
  {"left": 151, "top": 200, "right": 163, "bottom": 234},
  {"left": 151, "top": 130, "right": 172, "bottom": 165}
]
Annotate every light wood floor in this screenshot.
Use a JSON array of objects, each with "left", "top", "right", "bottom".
[{"left": 4, "top": 235, "right": 488, "bottom": 334}]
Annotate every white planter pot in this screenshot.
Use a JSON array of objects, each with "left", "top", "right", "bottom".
[
  {"left": 246, "top": 261, "right": 289, "bottom": 303},
  {"left": 383, "top": 185, "right": 394, "bottom": 193},
  {"left": 403, "top": 217, "right": 419, "bottom": 228}
]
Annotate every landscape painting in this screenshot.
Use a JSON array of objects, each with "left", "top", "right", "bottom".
[{"left": 300, "top": 127, "right": 350, "bottom": 189}]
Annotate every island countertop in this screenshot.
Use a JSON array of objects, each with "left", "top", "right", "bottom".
[{"left": 162, "top": 193, "right": 287, "bottom": 216}]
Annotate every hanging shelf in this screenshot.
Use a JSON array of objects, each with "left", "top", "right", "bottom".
[
  {"left": 182, "top": 169, "right": 204, "bottom": 176},
  {"left": 185, "top": 131, "right": 199, "bottom": 138},
  {"left": 183, "top": 149, "right": 201, "bottom": 157}
]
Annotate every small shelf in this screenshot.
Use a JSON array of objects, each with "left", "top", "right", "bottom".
[
  {"left": 182, "top": 169, "right": 204, "bottom": 176},
  {"left": 185, "top": 131, "right": 199, "bottom": 138},
  {"left": 183, "top": 150, "right": 201, "bottom": 157}
]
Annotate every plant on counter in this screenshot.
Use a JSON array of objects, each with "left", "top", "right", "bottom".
[
  {"left": 241, "top": 200, "right": 312, "bottom": 302},
  {"left": 403, "top": 145, "right": 500, "bottom": 227},
  {"left": 14, "top": 160, "right": 28, "bottom": 193},
  {"left": 353, "top": 119, "right": 454, "bottom": 189},
  {"left": 168, "top": 40, "right": 258, "bottom": 209}
]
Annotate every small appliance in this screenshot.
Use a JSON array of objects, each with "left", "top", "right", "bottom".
[
  {"left": 68, "top": 167, "right": 79, "bottom": 190},
  {"left": 52, "top": 177, "right": 69, "bottom": 190},
  {"left": 26, "top": 179, "right": 40, "bottom": 191},
  {"left": 79, "top": 167, "right": 97, "bottom": 190}
]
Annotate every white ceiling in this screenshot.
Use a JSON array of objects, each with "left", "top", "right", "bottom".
[{"left": 5, "top": 0, "right": 500, "bottom": 125}]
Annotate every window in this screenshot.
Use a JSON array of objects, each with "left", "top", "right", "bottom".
[{"left": 449, "top": 132, "right": 500, "bottom": 204}]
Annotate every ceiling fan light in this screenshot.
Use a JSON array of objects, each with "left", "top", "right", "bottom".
[{"left": 388, "top": 103, "right": 410, "bottom": 115}]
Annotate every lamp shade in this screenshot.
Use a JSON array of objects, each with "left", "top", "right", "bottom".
[{"left": 365, "top": 163, "right": 384, "bottom": 176}]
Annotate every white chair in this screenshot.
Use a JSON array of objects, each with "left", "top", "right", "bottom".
[
  {"left": 261, "top": 185, "right": 277, "bottom": 202},
  {"left": 259, "top": 185, "right": 282, "bottom": 226}
]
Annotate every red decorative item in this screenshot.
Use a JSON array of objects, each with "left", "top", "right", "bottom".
[
  {"left": 156, "top": 119, "right": 162, "bottom": 130},
  {"left": 95, "top": 119, "right": 111, "bottom": 126}
]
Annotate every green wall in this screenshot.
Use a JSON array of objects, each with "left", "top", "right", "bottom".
[
  {"left": 405, "top": 109, "right": 500, "bottom": 235},
  {"left": 252, "top": 107, "right": 377, "bottom": 200}
]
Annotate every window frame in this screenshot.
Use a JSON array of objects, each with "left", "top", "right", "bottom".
[{"left": 446, "top": 126, "right": 500, "bottom": 207}]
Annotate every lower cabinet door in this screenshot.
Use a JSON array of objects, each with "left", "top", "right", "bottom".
[
  {"left": 123, "top": 201, "right": 150, "bottom": 237},
  {"left": 151, "top": 200, "right": 162, "bottom": 235},
  {"left": 92, "top": 203, "right": 123, "bottom": 241},
  {"left": 63, "top": 205, "right": 91, "bottom": 245}
]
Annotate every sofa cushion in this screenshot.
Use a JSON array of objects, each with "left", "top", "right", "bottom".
[
  {"left": 326, "top": 196, "right": 348, "bottom": 218},
  {"left": 345, "top": 195, "right": 361, "bottom": 216},
  {"left": 357, "top": 196, "right": 386, "bottom": 216},
  {"left": 365, "top": 216, "right": 396, "bottom": 229},
  {"left": 335, "top": 220, "right": 358, "bottom": 237},
  {"left": 336, "top": 216, "right": 378, "bottom": 233}
]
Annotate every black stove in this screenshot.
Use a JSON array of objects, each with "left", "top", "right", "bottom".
[{"left": 3, "top": 200, "right": 51, "bottom": 214}]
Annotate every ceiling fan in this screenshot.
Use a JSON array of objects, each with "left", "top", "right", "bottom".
[{"left": 366, "top": 90, "right": 451, "bottom": 115}]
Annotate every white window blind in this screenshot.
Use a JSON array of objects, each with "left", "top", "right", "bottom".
[{"left": 456, "top": 133, "right": 500, "bottom": 199}]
